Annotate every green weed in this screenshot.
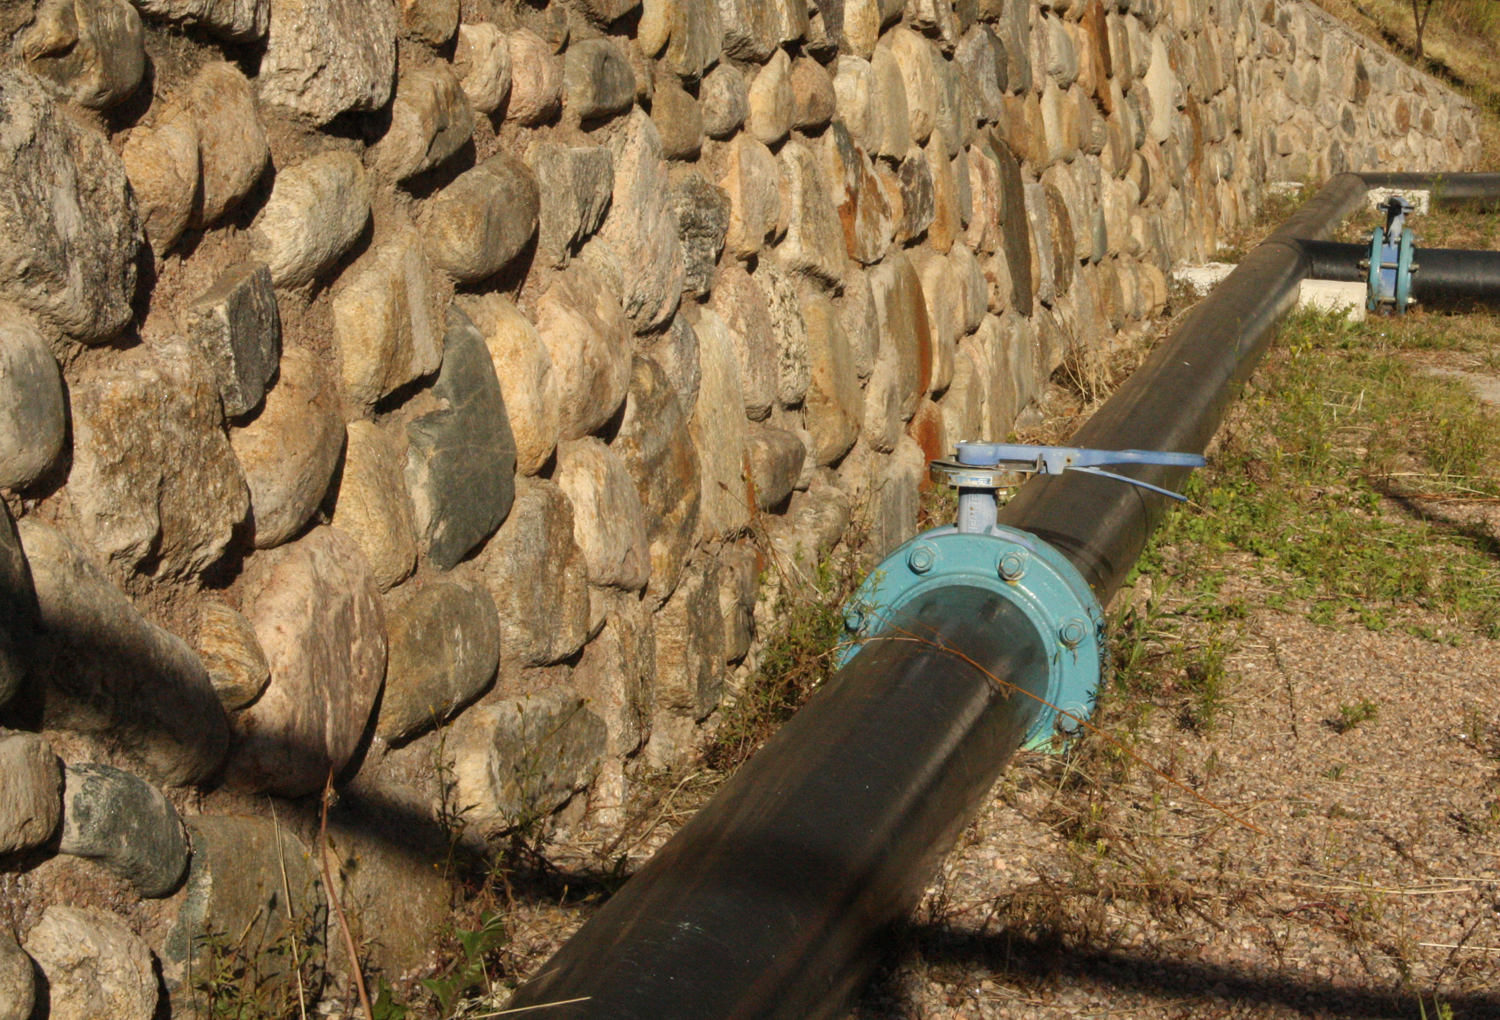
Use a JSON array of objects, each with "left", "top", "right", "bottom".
[
  {"left": 1331, "top": 698, "right": 1380, "bottom": 734},
  {"left": 701, "top": 539, "right": 867, "bottom": 773},
  {"left": 1144, "top": 308, "right": 1500, "bottom": 637}
]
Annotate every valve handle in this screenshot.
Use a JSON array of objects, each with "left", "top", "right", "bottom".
[{"left": 930, "top": 442, "right": 1206, "bottom": 504}]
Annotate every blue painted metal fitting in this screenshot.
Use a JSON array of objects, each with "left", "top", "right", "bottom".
[
  {"left": 840, "top": 524, "right": 1106, "bottom": 750},
  {"left": 1367, "top": 196, "right": 1417, "bottom": 314}
]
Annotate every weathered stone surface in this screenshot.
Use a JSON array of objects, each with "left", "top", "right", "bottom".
[
  {"left": 477, "top": 476, "right": 590, "bottom": 666},
  {"left": 19, "top": 519, "right": 227, "bottom": 785},
  {"left": 197, "top": 600, "right": 270, "bottom": 710},
  {"left": 691, "top": 310, "right": 751, "bottom": 537},
  {"left": 566, "top": 38, "right": 636, "bottom": 120},
  {"left": 421, "top": 152, "right": 539, "bottom": 285},
  {"left": 833, "top": 55, "right": 879, "bottom": 150},
  {"left": 0, "top": 315, "right": 65, "bottom": 491},
  {"left": 790, "top": 55, "right": 835, "bottom": 129},
  {"left": 372, "top": 66, "right": 475, "bottom": 181},
  {"left": 21, "top": 0, "right": 144, "bottom": 110},
  {"left": 670, "top": 171, "right": 729, "bottom": 296},
  {"left": 447, "top": 690, "right": 606, "bottom": 829},
  {"left": 614, "top": 355, "right": 700, "bottom": 602},
  {"left": 0, "top": 927, "right": 32, "bottom": 1020},
  {"left": 802, "top": 291, "right": 861, "bottom": 465},
  {"left": 535, "top": 263, "right": 633, "bottom": 440},
  {"left": 228, "top": 527, "right": 386, "bottom": 796},
  {"left": 331, "top": 421, "right": 419, "bottom": 591},
  {"left": 712, "top": 264, "right": 777, "bottom": 419},
  {"left": 985, "top": 135, "right": 1032, "bottom": 316},
  {"left": 642, "top": 311, "right": 701, "bottom": 410},
  {"left": 720, "top": 133, "right": 782, "bottom": 260},
  {"left": 130, "top": 0, "right": 267, "bottom": 39},
  {"left": 406, "top": 307, "right": 517, "bottom": 570},
  {"left": 186, "top": 62, "right": 269, "bottom": 226},
  {"left": 716, "top": 0, "right": 777, "bottom": 61},
  {"left": 896, "top": 144, "right": 936, "bottom": 242},
  {"left": 58, "top": 763, "right": 188, "bottom": 896},
  {"left": 747, "top": 424, "right": 806, "bottom": 510},
  {"left": 650, "top": 556, "right": 723, "bottom": 758},
  {"left": 700, "top": 62, "right": 747, "bottom": 138},
  {"left": 184, "top": 262, "right": 280, "bottom": 419},
  {"left": 926, "top": 131, "right": 962, "bottom": 252},
  {"left": 0, "top": 731, "right": 61, "bottom": 855},
  {"left": 120, "top": 106, "right": 198, "bottom": 252},
  {"left": 397, "top": 0, "right": 455, "bottom": 43},
  {"left": 508, "top": 27, "right": 564, "bottom": 124},
  {"left": 231, "top": 347, "right": 342, "bottom": 549},
  {"left": 258, "top": 0, "right": 395, "bottom": 123},
  {"left": 778, "top": 139, "right": 849, "bottom": 285},
  {"left": 869, "top": 251, "right": 933, "bottom": 420},
  {"left": 881, "top": 27, "right": 936, "bottom": 144},
  {"left": 70, "top": 342, "right": 248, "bottom": 577},
  {"left": 334, "top": 231, "right": 440, "bottom": 409},
  {"left": 956, "top": 25, "right": 1006, "bottom": 124},
  {"left": 652, "top": 76, "right": 703, "bottom": 160},
  {"left": 870, "top": 434, "right": 924, "bottom": 556},
  {"left": 252, "top": 151, "right": 370, "bottom": 288},
  {"left": 0, "top": 505, "right": 34, "bottom": 709},
  {"left": 766, "top": 477, "right": 850, "bottom": 570},
  {"left": 527, "top": 141, "right": 613, "bottom": 269},
  {"left": 640, "top": 0, "right": 723, "bottom": 79},
  {"left": 0, "top": 71, "right": 139, "bottom": 341},
  {"left": 917, "top": 252, "right": 960, "bottom": 395},
  {"left": 747, "top": 48, "right": 793, "bottom": 146},
  {"left": 161, "top": 816, "right": 323, "bottom": 1004},
  {"left": 840, "top": 268, "right": 878, "bottom": 379},
  {"left": 25, "top": 907, "right": 157, "bottom": 1020},
  {"left": 557, "top": 438, "right": 651, "bottom": 591},
  {"left": 454, "top": 22, "right": 511, "bottom": 113},
  {"left": 762, "top": 263, "right": 811, "bottom": 408},
  {"left": 587, "top": 109, "right": 684, "bottom": 332},
  {"left": 569, "top": 595, "right": 651, "bottom": 819},
  {"left": 825, "top": 127, "right": 895, "bottom": 266},
  {"left": 379, "top": 581, "right": 500, "bottom": 742},
  {"left": 460, "top": 294, "right": 558, "bottom": 476},
  {"left": 844, "top": 0, "right": 900, "bottom": 58}
]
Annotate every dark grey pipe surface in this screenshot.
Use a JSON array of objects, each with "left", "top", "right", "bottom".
[
  {"left": 506, "top": 586, "right": 1049, "bottom": 1020},
  {"left": 503, "top": 172, "right": 1500, "bottom": 1020},
  {"left": 1302, "top": 239, "right": 1500, "bottom": 310}
]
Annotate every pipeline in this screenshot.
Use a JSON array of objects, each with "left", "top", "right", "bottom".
[
  {"left": 1301, "top": 240, "right": 1500, "bottom": 311},
  {"left": 503, "top": 172, "right": 1500, "bottom": 1020}
]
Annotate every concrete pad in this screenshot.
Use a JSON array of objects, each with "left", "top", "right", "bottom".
[
  {"left": 1367, "top": 187, "right": 1430, "bottom": 216},
  {"left": 1297, "top": 279, "right": 1367, "bottom": 321},
  {"left": 1172, "top": 262, "right": 1236, "bottom": 297},
  {"left": 1422, "top": 366, "right": 1500, "bottom": 407}
]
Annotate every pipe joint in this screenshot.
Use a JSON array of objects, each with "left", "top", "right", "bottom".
[{"left": 842, "top": 525, "right": 1106, "bottom": 748}]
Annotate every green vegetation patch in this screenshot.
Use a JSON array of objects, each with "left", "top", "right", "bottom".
[{"left": 1138, "top": 307, "right": 1500, "bottom": 638}]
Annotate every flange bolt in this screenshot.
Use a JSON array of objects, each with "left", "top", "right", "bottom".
[
  {"left": 844, "top": 607, "right": 865, "bottom": 632},
  {"left": 908, "top": 546, "right": 935, "bottom": 574},
  {"left": 998, "top": 550, "right": 1028, "bottom": 581},
  {"left": 1059, "top": 619, "right": 1087, "bottom": 648}
]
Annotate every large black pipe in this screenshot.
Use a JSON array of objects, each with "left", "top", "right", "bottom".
[
  {"left": 504, "top": 171, "right": 1500, "bottom": 1020},
  {"left": 1301, "top": 239, "right": 1500, "bottom": 310},
  {"left": 508, "top": 586, "right": 1050, "bottom": 1020}
]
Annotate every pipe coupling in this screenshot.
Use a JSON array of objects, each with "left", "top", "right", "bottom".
[{"left": 841, "top": 525, "right": 1106, "bottom": 749}]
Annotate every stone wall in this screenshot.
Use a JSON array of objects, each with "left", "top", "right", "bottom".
[{"left": 0, "top": 0, "right": 1481, "bottom": 1013}]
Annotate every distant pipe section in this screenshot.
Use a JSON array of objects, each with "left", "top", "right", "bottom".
[
  {"left": 1302, "top": 240, "right": 1500, "bottom": 311},
  {"left": 503, "top": 172, "right": 1500, "bottom": 1020}
]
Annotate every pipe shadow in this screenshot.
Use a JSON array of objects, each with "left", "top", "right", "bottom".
[{"left": 857, "top": 921, "right": 1500, "bottom": 1020}]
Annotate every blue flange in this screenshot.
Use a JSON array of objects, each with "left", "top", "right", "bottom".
[{"left": 840, "top": 524, "right": 1106, "bottom": 750}]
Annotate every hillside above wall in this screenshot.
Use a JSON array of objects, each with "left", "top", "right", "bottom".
[{"left": 0, "top": 0, "right": 1483, "bottom": 1016}]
